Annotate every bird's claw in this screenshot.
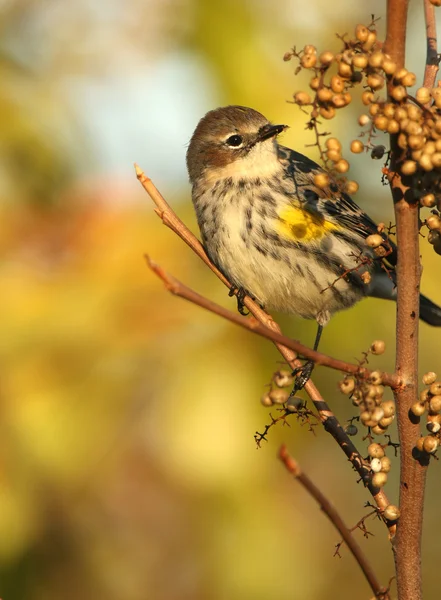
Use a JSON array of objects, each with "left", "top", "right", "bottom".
[
  {"left": 229, "top": 286, "right": 249, "bottom": 315},
  {"left": 290, "top": 360, "right": 315, "bottom": 394}
]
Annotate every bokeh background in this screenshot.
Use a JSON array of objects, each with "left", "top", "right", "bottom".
[{"left": 1, "top": 0, "right": 441, "bottom": 598}]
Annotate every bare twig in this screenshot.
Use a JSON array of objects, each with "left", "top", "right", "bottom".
[
  {"left": 137, "top": 165, "right": 395, "bottom": 533},
  {"left": 384, "top": 1, "right": 427, "bottom": 598},
  {"left": 147, "top": 256, "right": 401, "bottom": 388},
  {"left": 278, "top": 445, "right": 389, "bottom": 599}
]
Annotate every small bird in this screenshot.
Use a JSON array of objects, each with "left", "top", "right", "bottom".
[{"left": 186, "top": 106, "right": 441, "bottom": 386}]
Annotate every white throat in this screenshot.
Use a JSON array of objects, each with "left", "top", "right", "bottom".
[{"left": 205, "top": 139, "right": 281, "bottom": 184}]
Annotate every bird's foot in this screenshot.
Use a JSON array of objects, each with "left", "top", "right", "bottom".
[
  {"left": 229, "top": 286, "right": 249, "bottom": 315},
  {"left": 290, "top": 360, "right": 315, "bottom": 394}
]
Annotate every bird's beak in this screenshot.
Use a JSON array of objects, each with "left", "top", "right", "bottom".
[{"left": 257, "top": 123, "right": 288, "bottom": 142}]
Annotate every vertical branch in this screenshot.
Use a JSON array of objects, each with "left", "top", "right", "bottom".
[
  {"left": 384, "top": 1, "right": 427, "bottom": 599},
  {"left": 423, "top": 0, "right": 439, "bottom": 89}
]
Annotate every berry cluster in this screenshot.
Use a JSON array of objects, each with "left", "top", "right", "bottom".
[
  {"left": 411, "top": 371, "right": 441, "bottom": 455},
  {"left": 367, "top": 442, "right": 392, "bottom": 490},
  {"left": 340, "top": 340, "right": 396, "bottom": 437},
  {"left": 285, "top": 21, "right": 441, "bottom": 256},
  {"left": 261, "top": 369, "right": 307, "bottom": 412}
]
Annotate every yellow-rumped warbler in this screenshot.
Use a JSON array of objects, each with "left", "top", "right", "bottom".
[{"left": 186, "top": 106, "right": 441, "bottom": 380}]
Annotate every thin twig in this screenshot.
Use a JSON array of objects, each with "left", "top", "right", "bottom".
[
  {"left": 137, "top": 165, "right": 396, "bottom": 534},
  {"left": 278, "top": 445, "right": 389, "bottom": 599},
  {"left": 147, "top": 257, "right": 401, "bottom": 388}
]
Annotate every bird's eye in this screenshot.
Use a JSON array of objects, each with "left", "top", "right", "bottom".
[{"left": 226, "top": 134, "right": 243, "bottom": 147}]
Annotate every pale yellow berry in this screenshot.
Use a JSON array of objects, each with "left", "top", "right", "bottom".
[
  {"left": 401, "top": 72, "right": 417, "bottom": 87},
  {"left": 331, "top": 94, "right": 347, "bottom": 108},
  {"left": 374, "top": 115, "right": 388, "bottom": 131},
  {"left": 423, "top": 372, "right": 437, "bottom": 385},
  {"left": 366, "top": 234, "right": 383, "bottom": 248},
  {"left": 320, "top": 106, "right": 336, "bottom": 120},
  {"left": 355, "top": 24, "right": 369, "bottom": 43},
  {"left": 380, "top": 456, "right": 391, "bottom": 472},
  {"left": 303, "top": 44, "right": 316, "bottom": 55},
  {"left": 362, "top": 31, "right": 377, "bottom": 52},
  {"left": 398, "top": 133, "right": 408, "bottom": 150},
  {"left": 314, "top": 173, "right": 330, "bottom": 188},
  {"left": 301, "top": 54, "right": 317, "bottom": 69},
  {"left": 419, "top": 153, "right": 434, "bottom": 171},
  {"left": 416, "top": 437, "right": 425, "bottom": 452},
  {"left": 394, "top": 68, "right": 408, "bottom": 82},
  {"left": 371, "top": 424, "right": 387, "bottom": 436},
  {"left": 371, "top": 457, "right": 382, "bottom": 472},
  {"left": 353, "top": 54, "right": 368, "bottom": 68},
  {"left": 410, "top": 401, "right": 426, "bottom": 417},
  {"left": 350, "top": 140, "right": 364, "bottom": 154},
  {"left": 423, "top": 436, "right": 439, "bottom": 453},
  {"left": 317, "top": 87, "right": 333, "bottom": 103},
  {"left": 368, "top": 443, "right": 385, "bottom": 458},
  {"left": 420, "top": 194, "right": 436, "bottom": 208},
  {"left": 319, "top": 51, "right": 334, "bottom": 65},
  {"left": 367, "top": 73, "right": 384, "bottom": 90},
  {"left": 325, "top": 137, "right": 342, "bottom": 151},
  {"left": 383, "top": 505, "right": 400, "bottom": 521},
  {"left": 261, "top": 393, "right": 273, "bottom": 407},
  {"left": 387, "top": 119, "right": 400, "bottom": 134},
  {"left": 426, "top": 214, "right": 441, "bottom": 230},
  {"left": 394, "top": 106, "right": 407, "bottom": 121},
  {"left": 269, "top": 388, "right": 289, "bottom": 404},
  {"left": 326, "top": 149, "right": 342, "bottom": 162},
  {"left": 431, "top": 153, "right": 441, "bottom": 168},
  {"left": 273, "top": 370, "right": 294, "bottom": 388},
  {"left": 382, "top": 59, "right": 397, "bottom": 75},
  {"left": 334, "top": 159, "right": 349, "bottom": 173},
  {"left": 345, "top": 180, "right": 359, "bottom": 194},
  {"left": 379, "top": 415, "right": 395, "bottom": 428},
  {"left": 330, "top": 75, "right": 345, "bottom": 93},
  {"left": 391, "top": 85, "right": 407, "bottom": 101},
  {"left": 369, "top": 51, "right": 384, "bottom": 68},
  {"left": 310, "top": 77, "right": 320, "bottom": 90},
  {"left": 370, "top": 340, "right": 386, "bottom": 355},
  {"left": 381, "top": 400, "right": 395, "bottom": 418},
  {"left": 372, "top": 472, "right": 388, "bottom": 488},
  {"left": 362, "top": 91, "right": 374, "bottom": 105},
  {"left": 430, "top": 381, "right": 441, "bottom": 395},
  {"left": 339, "top": 377, "right": 355, "bottom": 395},
  {"left": 358, "top": 114, "right": 370, "bottom": 126},
  {"left": 416, "top": 87, "right": 431, "bottom": 104},
  {"left": 338, "top": 62, "right": 353, "bottom": 78},
  {"left": 408, "top": 134, "right": 425, "bottom": 150},
  {"left": 429, "top": 395, "right": 441, "bottom": 413},
  {"left": 401, "top": 160, "right": 417, "bottom": 175},
  {"left": 294, "top": 91, "right": 311, "bottom": 105}
]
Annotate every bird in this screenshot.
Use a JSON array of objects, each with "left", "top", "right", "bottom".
[{"left": 186, "top": 105, "right": 441, "bottom": 388}]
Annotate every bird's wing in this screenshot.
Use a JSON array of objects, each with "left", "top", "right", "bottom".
[{"left": 277, "top": 144, "right": 398, "bottom": 268}]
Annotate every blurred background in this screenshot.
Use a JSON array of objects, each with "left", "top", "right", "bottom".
[{"left": 1, "top": 0, "right": 441, "bottom": 598}]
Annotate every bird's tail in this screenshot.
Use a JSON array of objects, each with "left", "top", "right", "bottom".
[
  {"left": 420, "top": 294, "right": 441, "bottom": 327},
  {"left": 368, "top": 273, "right": 441, "bottom": 326}
]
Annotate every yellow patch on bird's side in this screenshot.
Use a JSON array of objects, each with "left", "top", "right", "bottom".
[{"left": 277, "top": 205, "right": 340, "bottom": 242}]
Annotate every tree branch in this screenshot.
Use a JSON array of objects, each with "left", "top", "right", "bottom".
[
  {"left": 146, "top": 256, "right": 401, "bottom": 388},
  {"left": 385, "top": 2, "right": 427, "bottom": 598},
  {"left": 423, "top": 0, "right": 439, "bottom": 89},
  {"left": 278, "top": 445, "right": 389, "bottom": 599}
]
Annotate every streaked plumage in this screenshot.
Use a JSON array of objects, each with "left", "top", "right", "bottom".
[{"left": 187, "top": 105, "right": 441, "bottom": 328}]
